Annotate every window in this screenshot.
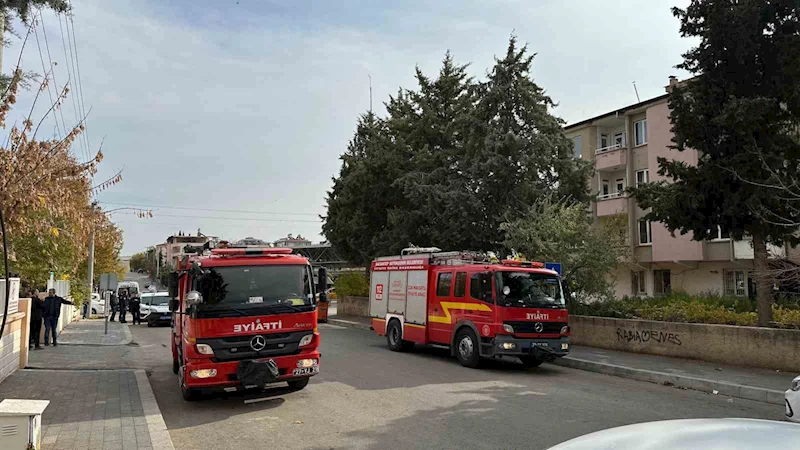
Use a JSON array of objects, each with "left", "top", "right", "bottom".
[
  {"left": 614, "top": 132, "right": 625, "bottom": 147},
  {"left": 616, "top": 178, "right": 625, "bottom": 194},
  {"left": 631, "top": 271, "right": 646, "bottom": 295},
  {"left": 723, "top": 269, "right": 747, "bottom": 297},
  {"left": 470, "top": 272, "right": 493, "bottom": 303},
  {"left": 572, "top": 136, "right": 582, "bottom": 158},
  {"left": 636, "top": 169, "right": 649, "bottom": 186},
  {"left": 712, "top": 226, "right": 731, "bottom": 241},
  {"left": 602, "top": 179, "right": 610, "bottom": 196},
  {"left": 654, "top": 270, "right": 671, "bottom": 296},
  {"left": 454, "top": 272, "right": 466, "bottom": 298},
  {"left": 600, "top": 134, "right": 608, "bottom": 149},
  {"left": 638, "top": 220, "right": 652, "bottom": 245},
  {"left": 436, "top": 273, "right": 452, "bottom": 297},
  {"left": 634, "top": 119, "right": 647, "bottom": 146},
  {"left": 173, "top": 246, "right": 182, "bottom": 254}
]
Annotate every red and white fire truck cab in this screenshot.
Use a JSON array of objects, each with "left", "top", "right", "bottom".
[
  {"left": 370, "top": 248, "right": 569, "bottom": 368},
  {"left": 168, "top": 243, "right": 327, "bottom": 400}
]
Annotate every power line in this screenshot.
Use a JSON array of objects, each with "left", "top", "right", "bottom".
[
  {"left": 56, "top": 11, "right": 86, "bottom": 162},
  {"left": 114, "top": 220, "right": 321, "bottom": 229},
  {"left": 114, "top": 212, "right": 321, "bottom": 223},
  {"left": 66, "top": 1, "right": 92, "bottom": 163},
  {"left": 39, "top": 9, "right": 69, "bottom": 142},
  {"left": 99, "top": 201, "right": 320, "bottom": 217},
  {"left": 32, "top": 13, "right": 63, "bottom": 137}
]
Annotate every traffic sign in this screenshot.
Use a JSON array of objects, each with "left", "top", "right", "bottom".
[
  {"left": 99, "top": 273, "right": 118, "bottom": 291},
  {"left": 545, "top": 262, "right": 562, "bottom": 276}
]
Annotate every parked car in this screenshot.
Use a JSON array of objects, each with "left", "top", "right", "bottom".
[
  {"left": 787, "top": 375, "right": 800, "bottom": 423},
  {"left": 140, "top": 292, "right": 172, "bottom": 327},
  {"left": 548, "top": 418, "right": 800, "bottom": 449},
  {"left": 89, "top": 293, "right": 104, "bottom": 315}
]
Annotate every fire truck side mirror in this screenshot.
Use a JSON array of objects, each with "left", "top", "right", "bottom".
[
  {"left": 168, "top": 272, "right": 179, "bottom": 298},
  {"left": 317, "top": 268, "right": 328, "bottom": 303},
  {"left": 169, "top": 299, "right": 179, "bottom": 313}
]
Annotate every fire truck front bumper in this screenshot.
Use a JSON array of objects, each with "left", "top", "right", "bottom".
[
  {"left": 488, "top": 336, "right": 570, "bottom": 360},
  {"left": 184, "top": 349, "right": 321, "bottom": 391}
]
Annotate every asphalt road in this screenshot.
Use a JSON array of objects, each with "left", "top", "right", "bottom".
[{"left": 129, "top": 323, "right": 784, "bottom": 450}]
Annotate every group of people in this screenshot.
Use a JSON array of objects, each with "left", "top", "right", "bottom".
[
  {"left": 109, "top": 287, "right": 141, "bottom": 325},
  {"left": 28, "top": 288, "right": 74, "bottom": 349}
]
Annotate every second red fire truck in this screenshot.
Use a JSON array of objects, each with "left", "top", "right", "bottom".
[{"left": 370, "top": 248, "right": 570, "bottom": 368}]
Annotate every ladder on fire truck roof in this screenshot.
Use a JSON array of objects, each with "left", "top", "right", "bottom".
[{"left": 401, "top": 247, "right": 491, "bottom": 267}]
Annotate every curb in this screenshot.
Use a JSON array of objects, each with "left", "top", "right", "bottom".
[
  {"left": 134, "top": 369, "right": 175, "bottom": 450},
  {"left": 553, "top": 357, "right": 785, "bottom": 406},
  {"left": 327, "top": 318, "right": 372, "bottom": 331}
]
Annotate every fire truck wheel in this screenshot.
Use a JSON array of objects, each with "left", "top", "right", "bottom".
[
  {"left": 519, "top": 355, "right": 544, "bottom": 368},
  {"left": 455, "top": 328, "right": 481, "bottom": 368},
  {"left": 386, "top": 320, "right": 413, "bottom": 352},
  {"left": 287, "top": 378, "right": 309, "bottom": 390}
]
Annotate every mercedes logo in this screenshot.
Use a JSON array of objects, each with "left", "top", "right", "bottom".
[
  {"left": 250, "top": 335, "right": 266, "bottom": 351},
  {"left": 534, "top": 322, "right": 544, "bottom": 333}
]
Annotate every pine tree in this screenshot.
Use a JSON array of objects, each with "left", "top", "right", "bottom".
[{"left": 630, "top": 0, "right": 800, "bottom": 326}]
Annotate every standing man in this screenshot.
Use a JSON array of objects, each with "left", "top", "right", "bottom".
[
  {"left": 129, "top": 295, "right": 141, "bottom": 325},
  {"left": 42, "top": 288, "right": 74, "bottom": 347},
  {"left": 28, "top": 289, "right": 43, "bottom": 350},
  {"left": 109, "top": 291, "right": 119, "bottom": 322},
  {"left": 118, "top": 288, "right": 129, "bottom": 324}
]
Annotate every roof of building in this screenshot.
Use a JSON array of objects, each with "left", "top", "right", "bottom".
[{"left": 564, "top": 93, "right": 669, "bottom": 131}]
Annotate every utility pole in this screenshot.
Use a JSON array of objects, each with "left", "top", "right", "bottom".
[{"left": 85, "top": 229, "right": 94, "bottom": 318}]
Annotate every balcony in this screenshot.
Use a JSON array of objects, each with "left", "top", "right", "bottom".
[
  {"left": 596, "top": 193, "right": 627, "bottom": 217},
  {"left": 595, "top": 144, "right": 627, "bottom": 171}
]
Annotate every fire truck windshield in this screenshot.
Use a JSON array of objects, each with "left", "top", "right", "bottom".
[
  {"left": 196, "top": 265, "right": 313, "bottom": 311},
  {"left": 496, "top": 271, "right": 565, "bottom": 308}
]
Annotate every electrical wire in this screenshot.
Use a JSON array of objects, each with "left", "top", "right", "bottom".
[
  {"left": 99, "top": 201, "right": 320, "bottom": 216},
  {"left": 0, "top": 205, "right": 10, "bottom": 340},
  {"left": 39, "top": 8, "right": 69, "bottom": 142},
  {"left": 65, "top": 1, "right": 92, "bottom": 165},
  {"left": 32, "top": 13, "right": 63, "bottom": 137},
  {"left": 113, "top": 212, "right": 321, "bottom": 223},
  {"left": 56, "top": 11, "right": 86, "bottom": 162}
]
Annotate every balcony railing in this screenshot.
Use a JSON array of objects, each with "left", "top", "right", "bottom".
[
  {"left": 595, "top": 143, "right": 623, "bottom": 154},
  {"left": 598, "top": 191, "right": 625, "bottom": 200}
]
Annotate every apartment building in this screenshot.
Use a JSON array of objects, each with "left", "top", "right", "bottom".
[
  {"left": 564, "top": 77, "right": 782, "bottom": 299},
  {"left": 163, "top": 231, "right": 217, "bottom": 267}
]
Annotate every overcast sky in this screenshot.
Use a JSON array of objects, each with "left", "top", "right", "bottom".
[{"left": 7, "top": 0, "right": 692, "bottom": 256}]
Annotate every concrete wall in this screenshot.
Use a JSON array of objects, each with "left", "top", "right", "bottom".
[
  {"left": 0, "top": 299, "right": 31, "bottom": 385},
  {"left": 570, "top": 315, "right": 800, "bottom": 372},
  {"left": 338, "top": 296, "right": 370, "bottom": 317}
]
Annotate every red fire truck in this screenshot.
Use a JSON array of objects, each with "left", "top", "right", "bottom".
[
  {"left": 370, "top": 248, "right": 569, "bottom": 368},
  {"left": 168, "top": 243, "right": 327, "bottom": 400}
]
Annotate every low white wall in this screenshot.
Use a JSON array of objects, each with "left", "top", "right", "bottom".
[{"left": 0, "top": 327, "right": 21, "bottom": 383}]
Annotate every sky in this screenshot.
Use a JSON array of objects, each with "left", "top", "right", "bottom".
[{"left": 6, "top": 0, "right": 693, "bottom": 256}]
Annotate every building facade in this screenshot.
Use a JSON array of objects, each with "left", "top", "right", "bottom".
[
  {"left": 163, "top": 232, "right": 217, "bottom": 267},
  {"left": 564, "top": 77, "right": 785, "bottom": 299}
]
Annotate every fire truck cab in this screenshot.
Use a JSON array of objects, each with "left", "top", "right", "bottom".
[
  {"left": 169, "top": 243, "right": 327, "bottom": 400},
  {"left": 370, "top": 248, "right": 569, "bottom": 368}
]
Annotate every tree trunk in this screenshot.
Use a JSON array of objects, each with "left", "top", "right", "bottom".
[{"left": 752, "top": 231, "right": 774, "bottom": 327}]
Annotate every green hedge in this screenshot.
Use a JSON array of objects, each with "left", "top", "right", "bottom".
[
  {"left": 334, "top": 272, "right": 370, "bottom": 297},
  {"left": 571, "top": 292, "right": 800, "bottom": 329}
]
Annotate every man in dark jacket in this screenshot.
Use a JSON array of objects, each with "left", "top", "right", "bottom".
[
  {"left": 118, "top": 289, "right": 129, "bottom": 324},
  {"left": 129, "top": 296, "right": 141, "bottom": 325},
  {"left": 42, "top": 288, "right": 73, "bottom": 346},
  {"left": 29, "top": 289, "right": 43, "bottom": 350},
  {"left": 109, "top": 292, "right": 119, "bottom": 321}
]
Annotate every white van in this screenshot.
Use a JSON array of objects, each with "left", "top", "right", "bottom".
[{"left": 117, "top": 281, "right": 141, "bottom": 299}]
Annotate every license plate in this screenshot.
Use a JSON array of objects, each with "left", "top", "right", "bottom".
[
  {"left": 532, "top": 342, "right": 549, "bottom": 348},
  {"left": 292, "top": 366, "right": 319, "bottom": 376},
  {"left": 161, "top": 315, "right": 171, "bottom": 319}
]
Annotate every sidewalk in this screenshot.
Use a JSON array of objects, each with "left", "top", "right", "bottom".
[
  {"left": 57, "top": 319, "right": 132, "bottom": 346},
  {"left": 327, "top": 313, "right": 792, "bottom": 405},
  {"left": 0, "top": 319, "right": 174, "bottom": 449}
]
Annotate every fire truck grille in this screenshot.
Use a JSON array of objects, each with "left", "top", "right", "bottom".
[
  {"left": 197, "top": 331, "right": 309, "bottom": 362},
  {"left": 504, "top": 321, "right": 566, "bottom": 334}
]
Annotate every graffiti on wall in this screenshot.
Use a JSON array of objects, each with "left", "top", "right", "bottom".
[{"left": 616, "top": 328, "right": 682, "bottom": 346}]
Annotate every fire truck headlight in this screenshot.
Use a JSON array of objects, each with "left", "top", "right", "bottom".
[
  {"left": 502, "top": 324, "right": 514, "bottom": 333},
  {"left": 196, "top": 344, "right": 214, "bottom": 355},
  {"left": 560, "top": 325, "right": 570, "bottom": 335},
  {"left": 500, "top": 342, "right": 516, "bottom": 350},
  {"left": 296, "top": 359, "right": 318, "bottom": 368},
  {"left": 189, "top": 369, "right": 217, "bottom": 379},
  {"left": 299, "top": 334, "right": 313, "bottom": 347}
]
